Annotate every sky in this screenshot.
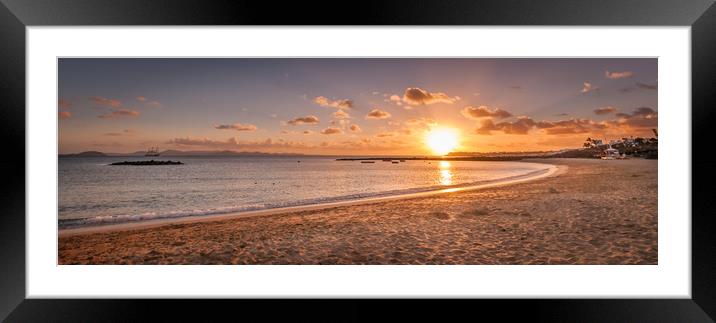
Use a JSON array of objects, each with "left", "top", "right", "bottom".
[{"left": 58, "top": 58, "right": 658, "bottom": 155}]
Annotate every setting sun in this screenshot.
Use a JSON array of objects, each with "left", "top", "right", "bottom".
[{"left": 426, "top": 128, "right": 459, "bottom": 156}]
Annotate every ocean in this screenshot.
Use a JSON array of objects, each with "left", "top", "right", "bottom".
[{"left": 58, "top": 156, "right": 551, "bottom": 228}]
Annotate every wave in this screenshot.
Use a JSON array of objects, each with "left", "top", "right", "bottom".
[{"left": 58, "top": 166, "right": 552, "bottom": 229}]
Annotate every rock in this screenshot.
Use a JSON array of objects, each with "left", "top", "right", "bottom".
[{"left": 109, "top": 160, "right": 184, "bottom": 166}]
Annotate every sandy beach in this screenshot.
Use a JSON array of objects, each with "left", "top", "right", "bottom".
[{"left": 58, "top": 158, "right": 657, "bottom": 265}]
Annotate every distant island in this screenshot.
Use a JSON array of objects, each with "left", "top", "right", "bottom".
[{"left": 60, "top": 136, "right": 657, "bottom": 160}]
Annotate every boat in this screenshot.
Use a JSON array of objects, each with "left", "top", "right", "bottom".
[
  {"left": 145, "top": 146, "right": 161, "bottom": 157},
  {"left": 361, "top": 161, "right": 376, "bottom": 164},
  {"left": 391, "top": 161, "right": 399, "bottom": 164},
  {"left": 601, "top": 146, "right": 620, "bottom": 160}
]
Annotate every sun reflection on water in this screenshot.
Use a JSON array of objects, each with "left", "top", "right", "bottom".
[{"left": 438, "top": 161, "right": 453, "bottom": 185}]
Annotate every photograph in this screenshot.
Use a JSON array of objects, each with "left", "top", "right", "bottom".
[{"left": 57, "top": 57, "right": 658, "bottom": 265}]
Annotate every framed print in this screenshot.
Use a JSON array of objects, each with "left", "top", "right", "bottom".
[{"left": 1, "top": 0, "right": 715, "bottom": 321}]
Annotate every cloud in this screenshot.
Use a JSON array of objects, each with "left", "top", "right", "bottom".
[
  {"left": 581, "top": 82, "right": 599, "bottom": 93},
  {"left": 320, "top": 127, "right": 343, "bottom": 135},
  {"left": 477, "top": 116, "right": 609, "bottom": 136},
  {"left": 103, "top": 129, "right": 136, "bottom": 136},
  {"left": 619, "top": 82, "right": 657, "bottom": 93},
  {"left": 594, "top": 106, "right": 618, "bottom": 115},
  {"left": 303, "top": 130, "right": 313, "bottom": 135},
  {"left": 404, "top": 117, "right": 437, "bottom": 130},
  {"left": 461, "top": 106, "right": 512, "bottom": 120},
  {"left": 612, "top": 107, "right": 658, "bottom": 128},
  {"left": 90, "top": 96, "right": 122, "bottom": 108},
  {"left": 618, "top": 86, "right": 637, "bottom": 93},
  {"left": 136, "top": 96, "right": 162, "bottom": 108},
  {"left": 58, "top": 98, "right": 72, "bottom": 109},
  {"left": 636, "top": 82, "right": 657, "bottom": 90},
  {"left": 605, "top": 70, "right": 634, "bottom": 79},
  {"left": 349, "top": 124, "right": 362, "bottom": 132},
  {"left": 402, "top": 87, "right": 458, "bottom": 105},
  {"left": 333, "top": 119, "right": 351, "bottom": 129},
  {"left": 631, "top": 107, "right": 657, "bottom": 116},
  {"left": 58, "top": 111, "right": 71, "bottom": 119},
  {"left": 97, "top": 108, "right": 140, "bottom": 119},
  {"left": 477, "top": 117, "right": 539, "bottom": 135},
  {"left": 93, "top": 141, "right": 124, "bottom": 148},
  {"left": 376, "top": 131, "right": 397, "bottom": 137},
  {"left": 286, "top": 115, "right": 320, "bottom": 125},
  {"left": 333, "top": 110, "right": 350, "bottom": 119},
  {"left": 540, "top": 119, "right": 606, "bottom": 135},
  {"left": 313, "top": 96, "right": 353, "bottom": 109},
  {"left": 475, "top": 107, "right": 656, "bottom": 136},
  {"left": 146, "top": 100, "right": 163, "bottom": 108},
  {"left": 389, "top": 94, "right": 403, "bottom": 106},
  {"left": 510, "top": 86, "right": 522, "bottom": 90},
  {"left": 167, "top": 137, "right": 309, "bottom": 150},
  {"left": 214, "top": 123, "right": 258, "bottom": 131},
  {"left": 365, "top": 108, "right": 391, "bottom": 119}
]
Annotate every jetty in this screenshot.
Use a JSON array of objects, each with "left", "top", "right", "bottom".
[{"left": 109, "top": 160, "right": 183, "bottom": 166}]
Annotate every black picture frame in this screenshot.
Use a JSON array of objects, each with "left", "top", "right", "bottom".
[{"left": 1, "top": 0, "right": 714, "bottom": 321}]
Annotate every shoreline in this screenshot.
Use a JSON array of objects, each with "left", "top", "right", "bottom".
[
  {"left": 59, "top": 162, "right": 561, "bottom": 237},
  {"left": 59, "top": 158, "right": 657, "bottom": 265}
]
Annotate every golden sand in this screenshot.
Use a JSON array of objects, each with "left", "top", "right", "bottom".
[{"left": 59, "top": 158, "right": 657, "bottom": 265}]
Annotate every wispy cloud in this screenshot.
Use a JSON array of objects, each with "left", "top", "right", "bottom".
[
  {"left": 146, "top": 100, "right": 163, "bottom": 108},
  {"left": 461, "top": 106, "right": 512, "bottom": 120},
  {"left": 593, "top": 106, "right": 618, "bottom": 115},
  {"left": 97, "top": 108, "right": 140, "bottom": 119},
  {"left": 214, "top": 123, "right": 258, "bottom": 131},
  {"left": 636, "top": 82, "right": 657, "bottom": 90},
  {"left": 90, "top": 96, "right": 122, "bottom": 108},
  {"left": 581, "top": 82, "right": 599, "bottom": 94},
  {"left": 286, "top": 115, "right": 320, "bottom": 125},
  {"left": 58, "top": 98, "right": 72, "bottom": 109},
  {"left": 320, "top": 127, "right": 343, "bottom": 135},
  {"left": 103, "top": 129, "right": 136, "bottom": 136},
  {"left": 167, "top": 137, "right": 309, "bottom": 150},
  {"left": 403, "top": 117, "right": 437, "bottom": 131},
  {"left": 59, "top": 111, "right": 71, "bottom": 120},
  {"left": 605, "top": 70, "right": 634, "bottom": 79}
]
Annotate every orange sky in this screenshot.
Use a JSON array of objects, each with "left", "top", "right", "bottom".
[{"left": 58, "top": 58, "right": 658, "bottom": 155}]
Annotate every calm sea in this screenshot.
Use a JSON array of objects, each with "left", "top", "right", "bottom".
[{"left": 58, "top": 156, "right": 551, "bottom": 228}]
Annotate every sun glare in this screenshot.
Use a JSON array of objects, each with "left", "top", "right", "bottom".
[{"left": 426, "top": 128, "right": 459, "bottom": 156}]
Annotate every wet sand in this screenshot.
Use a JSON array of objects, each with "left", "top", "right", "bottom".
[{"left": 59, "top": 158, "right": 657, "bottom": 265}]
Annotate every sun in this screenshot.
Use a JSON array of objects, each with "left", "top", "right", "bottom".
[{"left": 425, "top": 128, "right": 459, "bottom": 156}]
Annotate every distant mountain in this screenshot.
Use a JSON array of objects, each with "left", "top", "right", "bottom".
[
  {"left": 60, "top": 150, "right": 305, "bottom": 157},
  {"left": 156, "top": 150, "right": 304, "bottom": 157},
  {"left": 59, "top": 151, "right": 108, "bottom": 157}
]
